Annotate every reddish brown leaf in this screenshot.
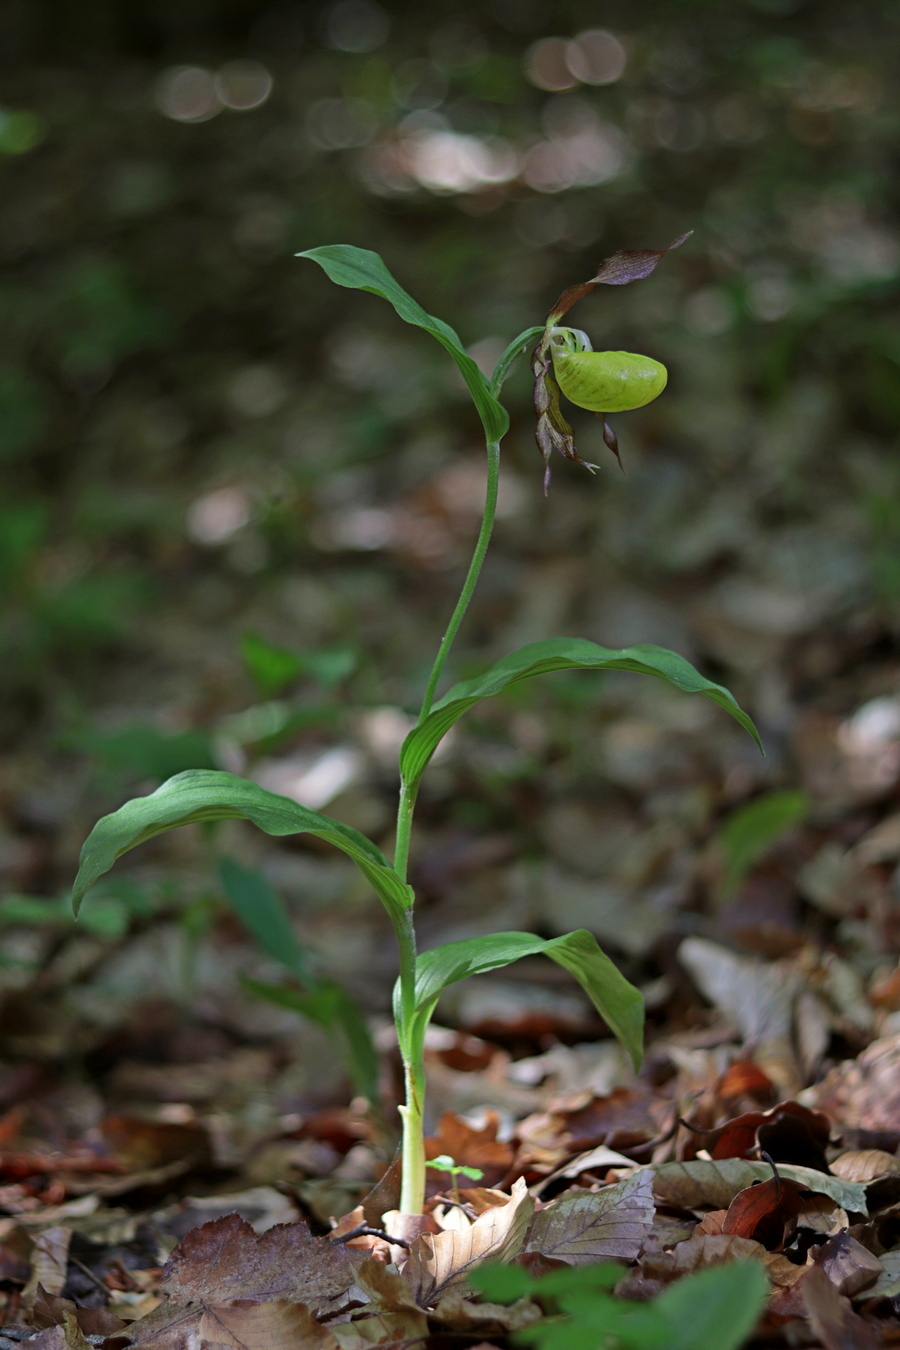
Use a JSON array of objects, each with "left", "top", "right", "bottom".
[
  {"left": 559, "top": 1087, "right": 665, "bottom": 1153},
  {"left": 102, "top": 1114, "right": 212, "bottom": 1170},
  {"left": 803, "top": 1265, "right": 882, "bottom": 1350},
  {"left": 811, "top": 1233, "right": 883, "bottom": 1297},
  {"left": 716, "top": 1060, "right": 777, "bottom": 1107},
  {"left": 721, "top": 1175, "right": 806, "bottom": 1248},
  {"left": 161, "top": 1213, "right": 353, "bottom": 1309},
  {"left": 704, "top": 1100, "right": 831, "bottom": 1169},
  {"left": 32, "top": 1286, "right": 128, "bottom": 1337},
  {"left": 424, "top": 1112, "right": 514, "bottom": 1192}
]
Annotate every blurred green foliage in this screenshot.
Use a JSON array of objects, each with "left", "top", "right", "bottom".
[{"left": 0, "top": 0, "right": 896, "bottom": 899}]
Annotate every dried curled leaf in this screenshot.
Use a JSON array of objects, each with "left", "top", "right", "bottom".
[{"left": 405, "top": 1177, "right": 534, "bottom": 1308}]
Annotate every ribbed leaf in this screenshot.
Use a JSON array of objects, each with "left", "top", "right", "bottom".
[
  {"left": 73, "top": 769, "right": 413, "bottom": 922},
  {"left": 297, "top": 246, "right": 509, "bottom": 442},
  {"left": 411, "top": 929, "right": 643, "bottom": 1069},
  {"left": 401, "top": 637, "right": 761, "bottom": 789}
]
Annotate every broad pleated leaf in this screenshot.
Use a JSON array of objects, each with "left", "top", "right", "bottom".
[
  {"left": 400, "top": 637, "right": 761, "bottom": 789},
  {"left": 73, "top": 769, "right": 412, "bottom": 922},
  {"left": 298, "top": 246, "right": 509, "bottom": 442},
  {"left": 412, "top": 929, "right": 643, "bottom": 1069}
]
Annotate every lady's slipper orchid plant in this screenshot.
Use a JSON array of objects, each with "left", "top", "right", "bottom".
[{"left": 72, "top": 230, "right": 761, "bottom": 1221}]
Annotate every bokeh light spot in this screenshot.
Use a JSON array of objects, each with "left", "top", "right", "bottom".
[
  {"left": 154, "top": 67, "right": 222, "bottom": 123},
  {"left": 566, "top": 30, "right": 627, "bottom": 86},
  {"left": 525, "top": 38, "right": 580, "bottom": 92},
  {"left": 214, "top": 60, "right": 273, "bottom": 111}
]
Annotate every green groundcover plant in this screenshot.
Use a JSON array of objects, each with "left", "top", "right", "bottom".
[
  {"left": 472, "top": 1257, "right": 769, "bottom": 1350},
  {"left": 73, "top": 239, "right": 760, "bottom": 1217}
]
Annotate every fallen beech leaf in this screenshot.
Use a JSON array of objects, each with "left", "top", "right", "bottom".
[
  {"left": 811, "top": 1033, "right": 900, "bottom": 1131},
  {"left": 812, "top": 1233, "right": 883, "bottom": 1297},
  {"left": 704, "top": 1100, "right": 831, "bottom": 1170},
  {"left": 424, "top": 1112, "right": 514, "bottom": 1191},
  {"left": 405, "top": 1177, "right": 533, "bottom": 1307},
  {"left": 23, "top": 1227, "right": 71, "bottom": 1306},
  {"left": 830, "top": 1149, "right": 900, "bottom": 1183},
  {"left": 859, "top": 1250, "right": 900, "bottom": 1301},
  {"left": 641, "top": 1233, "right": 766, "bottom": 1280},
  {"left": 355, "top": 1258, "right": 425, "bottom": 1313},
  {"left": 642, "top": 1159, "right": 866, "bottom": 1214},
  {"left": 27, "top": 1313, "right": 90, "bottom": 1350},
  {"left": 432, "top": 1285, "right": 542, "bottom": 1333},
  {"left": 32, "top": 1286, "right": 128, "bottom": 1337},
  {"left": 803, "top": 1265, "right": 882, "bottom": 1350},
  {"left": 161, "top": 1213, "right": 353, "bottom": 1309},
  {"left": 199, "top": 1299, "right": 337, "bottom": 1350},
  {"left": 524, "top": 1171, "right": 654, "bottom": 1264},
  {"left": 721, "top": 1176, "right": 806, "bottom": 1248},
  {"left": 556, "top": 1086, "right": 665, "bottom": 1152},
  {"left": 694, "top": 1210, "right": 728, "bottom": 1235}
]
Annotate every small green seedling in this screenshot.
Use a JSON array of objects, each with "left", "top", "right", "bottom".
[
  {"left": 472, "top": 1258, "right": 768, "bottom": 1350},
  {"left": 72, "top": 239, "right": 761, "bottom": 1214},
  {"left": 426, "top": 1153, "right": 485, "bottom": 1203}
]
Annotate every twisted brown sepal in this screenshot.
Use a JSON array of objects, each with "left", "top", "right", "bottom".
[
  {"left": 545, "top": 231, "right": 692, "bottom": 325},
  {"left": 534, "top": 231, "right": 691, "bottom": 488},
  {"left": 532, "top": 342, "right": 597, "bottom": 497}
]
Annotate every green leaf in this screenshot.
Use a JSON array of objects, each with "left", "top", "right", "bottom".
[
  {"left": 218, "top": 857, "right": 313, "bottom": 984},
  {"left": 654, "top": 1261, "right": 768, "bottom": 1350},
  {"left": 241, "top": 632, "right": 304, "bottom": 698},
  {"left": 715, "top": 789, "right": 809, "bottom": 899},
  {"left": 243, "top": 976, "right": 379, "bottom": 1104},
  {"left": 73, "top": 769, "right": 413, "bottom": 922},
  {"left": 297, "top": 245, "right": 509, "bottom": 443},
  {"left": 400, "top": 638, "right": 762, "bottom": 790},
  {"left": 411, "top": 929, "right": 644, "bottom": 1069}
]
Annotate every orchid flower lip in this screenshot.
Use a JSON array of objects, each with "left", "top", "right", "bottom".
[{"left": 548, "top": 326, "right": 593, "bottom": 353}]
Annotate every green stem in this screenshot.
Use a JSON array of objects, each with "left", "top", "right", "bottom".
[
  {"left": 391, "top": 331, "right": 539, "bottom": 1214},
  {"left": 417, "top": 436, "right": 501, "bottom": 725}
]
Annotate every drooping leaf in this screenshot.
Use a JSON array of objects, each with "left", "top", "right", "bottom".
[
  {"left": 243, "top": 976, "right": 379, "bottom": 1104},
  {"left": 410, "top": 929, "right": 643, "bottom": 1070},
  {"left": 715, "top": 788, "right": 809, "bottom": 899},
  {"left": 73, "top": 769, "right": 413, "bottom": 922},
  {"left": 524, "top": 1170, "right": 655, "bottom": 1265},
  {"left": 401, "top": 636, "right": 761, "bottom": 791},
  {"left": 653, "top": 1260, "right": 768, "bottom": 1350},
  {"left": 297, "top": 245, "right": 509, "bottom": 443},
  {"left": 219, "top": 856, "right": 313, "bottom": 984}
]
